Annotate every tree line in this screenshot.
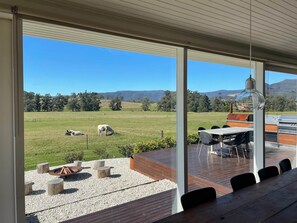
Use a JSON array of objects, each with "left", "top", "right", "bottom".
[
  {"left": 24, "top": 90, "right": 296, "bottom": 112},
  {"left": 156, "top": 90, "right": 296, "bottom": 112},
  {"left": 24, "top": 91, "right": 125, "bottom": 112}
]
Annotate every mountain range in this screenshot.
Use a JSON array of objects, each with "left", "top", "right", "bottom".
[{"left": 100, "top": 79, "right": 296, "bottom": 102}]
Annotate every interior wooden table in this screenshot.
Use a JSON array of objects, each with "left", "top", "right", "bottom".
[{"left": 155, "top": 168, "right": 297, "bottom": 223}]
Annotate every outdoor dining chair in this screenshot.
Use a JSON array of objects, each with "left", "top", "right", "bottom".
[
  {"left": 197, "top": 127, "right": 206, "bottom": 151},
  {"left": 223, "top": 131, "right": 251, "bottom": 159},
  {"left": 198, "top": 131, "right": 220, "bottom": 156},
  {"left": 279, "top": 158, "right": 292, "bottom": 174},
  {"left": 230, "top": 172, "right": 256, "bottom": 192},
  {"left": 211, "top": 125, "right": 220, "bottom": 141},
  {"left": 181, "top": 187, "right": 216, "bottom": 210},
  {"left": 258, "top": 166, "right": 279, "bottom": 182}
]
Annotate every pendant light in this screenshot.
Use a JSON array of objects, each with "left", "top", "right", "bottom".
[{"left": 236, "top": 0, "right": 265, "bottom": 111}]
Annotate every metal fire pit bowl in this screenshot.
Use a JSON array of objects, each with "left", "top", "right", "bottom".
[{"left": 48, "top": 166, "right": 82, "bottom": 177}]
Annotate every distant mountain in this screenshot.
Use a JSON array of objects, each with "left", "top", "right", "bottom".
[
  {"left": 202, "top": 90, "right": 240, "bottom": 99},
  {"left": 99, "top": 79, "right": 297, "bottom": 102},
  {"left": 266, "top": 79, "right": 297, "bottom": 97},
  {"left": 100, "top": 90, "right": 165, "bottom": 102}
]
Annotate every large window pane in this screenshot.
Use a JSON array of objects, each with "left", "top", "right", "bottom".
[
  {"left": 24, "top": 21, "right": 177, "bottom": 222},
  {"left": 187, "top": 50, "right": 254, "bottom": 196},
  {"left": 264, "top": 71, "right": 297, "bottom": 169}
]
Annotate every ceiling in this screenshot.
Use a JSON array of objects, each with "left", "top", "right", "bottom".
[
  {"left": 62, "top": 0, "right": 297, "bottom": 58},
  {"left": 1, "top": 0, "right": 297, "bottom": 70}
]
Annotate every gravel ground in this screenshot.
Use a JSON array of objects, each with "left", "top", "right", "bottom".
[{"left": 25, "top": 158, "right": 176, "bottom": 223}]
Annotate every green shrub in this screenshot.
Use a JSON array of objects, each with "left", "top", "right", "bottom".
[
  {"left": 64, "top": 151, "right": 84, "bottom": 163},
  {"left": 134, "top": 141, "right": 159, "bottom": 153},
  {"left": 187, "top": 133, "right": 199, "bottom": 144},
  {"left": 159, "top": 136, "right": 176, "bottom": 148},
  {"left": 132, "top": 136, "right": 176, "bottom": 154},
  {"left": 94, "top": 147, "right": 110, "bottom": 159},
  {"left": 118, "top": 144, "right": 135, "bottom": 157}
]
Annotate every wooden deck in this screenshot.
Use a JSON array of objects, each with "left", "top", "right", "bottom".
[
  {"left": 65, "top": 143, "right": 295, "bottom": 223},
  {"left": 134, "top": 143, "right": 295, "bottom": 195}
]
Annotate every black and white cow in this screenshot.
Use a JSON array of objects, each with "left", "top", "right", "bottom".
[
  {"left": 65, "top": 130, "right": 84, "bottom": 136},
  {"left": 98, "top": 124, "right": 114, "bottom": 136}
]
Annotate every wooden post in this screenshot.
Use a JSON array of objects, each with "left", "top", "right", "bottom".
[
  {"left": 161, "top": 130, "right": 164, "bottom": 138},
  {"left": 86, "top": 134, "right": 88, "bottom": 149}
]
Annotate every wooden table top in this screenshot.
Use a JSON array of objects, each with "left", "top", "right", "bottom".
[{"left": 155, "top": 168, "right": 297, "bottom": 223}]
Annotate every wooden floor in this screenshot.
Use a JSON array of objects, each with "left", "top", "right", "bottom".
[
  {"left": 66, "top": 143, "right": 295, "bottom": 223},
  {"left": 62, "top": 189, "right": 176, "bottom": 223}
]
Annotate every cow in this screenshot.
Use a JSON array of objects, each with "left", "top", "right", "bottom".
[
  {"left": 65, "top": 130, "right": 84, "bottom": 136},
  {"left": 98, "top": 124, "right": 114, "bottom": 136}
]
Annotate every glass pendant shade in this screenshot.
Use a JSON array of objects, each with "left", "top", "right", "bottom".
[{"left": 236, "top": 75, "right": 266, "bottom": 111}]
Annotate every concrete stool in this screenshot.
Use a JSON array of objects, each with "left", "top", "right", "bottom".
[
  {"left": 37, "top": 162, "right": 49, "bottom": 173},
  {"left": 93, "top": 160, "right": 105, "bottom": 170},
  {"left": 24, "top": 181, "right": 34, "bottom": 195},
  {"left": 47, "top": 178, "right": 64, "bottom": 195},
  {"left": 97, "top": 166, "right": 111, "bottom": 178},
  {"left": 73, "top": 160, "right": 82, "bottom": 167}
]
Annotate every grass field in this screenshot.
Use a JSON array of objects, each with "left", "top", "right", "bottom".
[{"left": 24, "top": 108, "right": 228, "bottom": 170}]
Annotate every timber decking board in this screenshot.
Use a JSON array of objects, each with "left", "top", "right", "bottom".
[
  {"left": 65, "top": 144, "right": 295, "bottom": 223},
  {"left": 62, "top": 189, "right": 175, "bottom": 223}
]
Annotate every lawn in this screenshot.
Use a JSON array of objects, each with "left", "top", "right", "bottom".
[{"left": 24, "top": 110, "right": 228, "bottom": 170}]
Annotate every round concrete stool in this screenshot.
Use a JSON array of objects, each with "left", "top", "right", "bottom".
[
  {"left": 25, "top": 181, "right": 34, "bottom": 195},
  {"left": 47, "top": 178, "right": 64, "bottom": 195},
  {"left": 73, "top": 160, "right": 82, "bottom": 167},
  {"left": 97, "top": 166, "right": 111, "bottom": 178},
  {"left": 37, "top": 162, "right": 49, "bottom": 173},
  {"left": 93, "top": 160, "right": 105, "bottom": 170}
]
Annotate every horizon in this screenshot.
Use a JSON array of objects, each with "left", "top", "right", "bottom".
[{"left": 24, "top": 36, "right": 297, "bottom": 96}]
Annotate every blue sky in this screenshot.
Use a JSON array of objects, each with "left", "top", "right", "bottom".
[{"left": 23, "top": 36, "right": 296, "bottom": 95}]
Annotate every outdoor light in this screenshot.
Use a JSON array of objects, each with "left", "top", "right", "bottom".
[{"left": 236, "top": 0, "right": 265, "bottom": 111}]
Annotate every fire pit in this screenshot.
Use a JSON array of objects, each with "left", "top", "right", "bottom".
[{"left": 48, "top": 166, "right": 82, "bottom": 177}]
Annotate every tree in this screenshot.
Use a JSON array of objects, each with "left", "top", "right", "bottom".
[
  {"left": 35, "top": 94, "right": 41, "bottom": 112},
  {"left": 41, "top": 94, "right": 53, "bottom": 112},
  {"left": 157, "top": 90, "right": 176, "bottom": 112},
  {"left": 286, "top": 96, "right": 296, "bottom": 111},
  {"left": 109, "top": 96, "right": 122, "bottom": 111},
  {"left": 67, "top": 93, "right": 81, "bottom": 111},
  {"left": 141, "top": 97, "right": 151, "bottom": 111},
  {"left": 52, "top": 93, "right": 67, "bottom": 111},
  {"left": 211, "top": 97, "right": 223, "bottom": 112},
  {"left": 79, "top": 91, "right": 101, "bottom": 111},
  {"left": 273, "top": 96, "right": 286, "bottom": 112},
  {"left": 187, "top": 91, "right": 201, "bottom": 112},
  {"left": 24, "top": 91, "right": 35, "bottom": 112},
  {"left": 198, "top": 95, "right": 211, "bottom": 112}
]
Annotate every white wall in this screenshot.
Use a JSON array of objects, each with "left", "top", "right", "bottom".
[
  {"left": 0, "top": 14, "right": 24, "bottom": 223},
  {"left": 0, "top": 16, "right": 16, "bottom": 223}
]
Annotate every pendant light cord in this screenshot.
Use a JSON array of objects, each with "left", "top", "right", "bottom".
[{"left": 249, "top": 0, "right": 252, "bottom": 77}]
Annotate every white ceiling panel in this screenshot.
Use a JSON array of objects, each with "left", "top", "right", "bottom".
[{"left": 62, "top": 0, "right": 297, "bottom": 57}]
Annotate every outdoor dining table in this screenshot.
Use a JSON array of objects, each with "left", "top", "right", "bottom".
[
  {"left": 200, "top": 127, "right": 253, "bottom": 139},
  {"left": 155, "top": 167, "right": 297, "bottom": 223},
  {"left": 199, "top": 127, "right": 253, "bottom": 155}
]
